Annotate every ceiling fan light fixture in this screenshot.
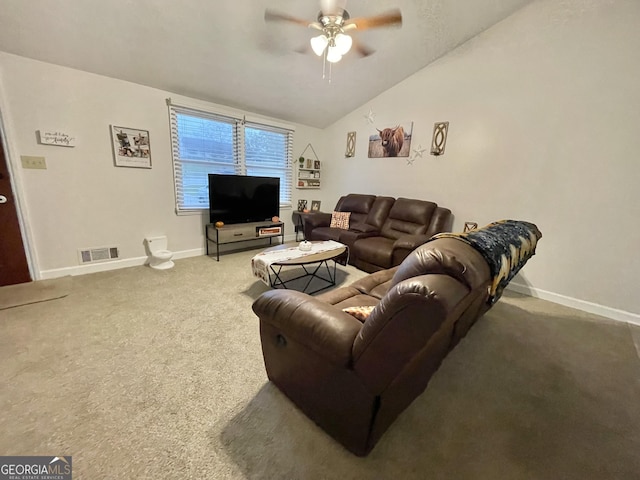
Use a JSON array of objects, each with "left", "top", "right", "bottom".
[
  {"left": 334, "top": 33, "right": 352, "bottom": 55},
  {"left": 326, "top": 46, "right": 343, "bottom": 63},
  {"left": 310, "top": 34, "right": 329, "bottom": 56}
]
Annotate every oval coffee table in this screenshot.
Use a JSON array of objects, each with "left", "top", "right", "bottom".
[{"left": 253, "top": 241, "right": 348, "bottom": 295}]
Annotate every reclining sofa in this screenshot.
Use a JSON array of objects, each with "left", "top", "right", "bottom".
[
  {"left": 253, "top": 220, "right": 542, "bottom": 456},
  {"left": 302, "top": 194, "right": 453, "bottom": 273}
]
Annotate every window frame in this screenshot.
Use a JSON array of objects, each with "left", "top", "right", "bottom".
[{"left": 168, "top": 102, "right": 294, "bottom": 215}]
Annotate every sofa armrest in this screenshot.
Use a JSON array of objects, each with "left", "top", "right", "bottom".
[
  {"left": 302, "top": 212, "right": 331, "bottom": 229},
  {"left": 302, "top": 212, "right": 332, "bottom": 239},
  {"left": 252, "top": 289, "right": 363, "bottom": 367},
  {"left": 353, "top": 274, "right": 470, "bottom": 392}
]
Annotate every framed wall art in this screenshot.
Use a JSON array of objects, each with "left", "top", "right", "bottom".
[
  {"left": 345, "top": 131, "right": 356, "bottom": 157},
  {"left": 368, "top": 121, "right": 413, "bottom": 158},
  {"left": 111, "top": 126, "right": 152, "bottom": 168},
  {"left": 431, "top": 121, "right": 449, "bottom": 156}
]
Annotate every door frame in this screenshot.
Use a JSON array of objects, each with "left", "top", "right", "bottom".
[{"left": 0, "top": 82, "right": 38, "bottom": 281}]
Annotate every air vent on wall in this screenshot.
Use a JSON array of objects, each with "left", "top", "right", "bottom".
[{"left": 78, "top": 246, "right": 120, "bottom": 264}]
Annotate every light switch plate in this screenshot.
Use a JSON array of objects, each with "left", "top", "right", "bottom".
[{"left": 21, "top": 155, "right": 47, "bottom": 169}]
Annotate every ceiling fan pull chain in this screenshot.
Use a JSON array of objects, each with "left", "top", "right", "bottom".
[{"left": 322, "top": 48, "right": 327, "bottom": 80}]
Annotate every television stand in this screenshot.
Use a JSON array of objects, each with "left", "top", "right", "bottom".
[{"left": 205, "top": 221, "right": 285, "bottom": 261}]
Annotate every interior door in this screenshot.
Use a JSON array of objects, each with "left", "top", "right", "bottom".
[{"left": 0, "top": 136, "right": 31, "bottom": 286}]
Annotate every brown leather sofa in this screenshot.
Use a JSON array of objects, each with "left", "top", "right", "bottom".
[
  {"left": 252, "top": 221, "right": 542, "bottom": 456},
  {"left": 303, "top": 194, "right": 452, "bottom": 272},
  {"left": 353, "top": 197, "right": 453, "bottom": 272}
]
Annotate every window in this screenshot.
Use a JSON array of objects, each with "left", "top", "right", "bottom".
[{"left": 168, "top": 104, "right": 293, "bottom": 213}]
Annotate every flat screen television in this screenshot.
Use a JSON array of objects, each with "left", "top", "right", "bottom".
[{"left": 208, "top": 174, "right": 280, "bottom": 225}]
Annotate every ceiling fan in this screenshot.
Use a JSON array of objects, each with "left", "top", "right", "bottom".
[{"left": 265, "top": 0, "right": 402, "bottom": 64}]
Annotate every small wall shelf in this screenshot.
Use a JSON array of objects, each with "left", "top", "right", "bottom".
[{"left": 296, "top": 143, "right": 321, "bottom": 190}]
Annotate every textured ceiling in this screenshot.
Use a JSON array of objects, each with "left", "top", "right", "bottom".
[{"left": 0, "top": 0, "right": 532, "bottom": 128}]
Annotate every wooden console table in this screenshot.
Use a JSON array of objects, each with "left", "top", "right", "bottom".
[
  {"left": 291, "top": 211, "right": 324, "bottom": 241},
  {"left": 205, "top": 221, "right": 284, "bottom": 261}
]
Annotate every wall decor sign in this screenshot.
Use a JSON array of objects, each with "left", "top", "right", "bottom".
[
  {"left": 110, "top": 125, "right": 151, "bottom": 168},
  {"left": 368, "top": 121, "right": 413, "bottom": 158},
  {"left": 345, "top": 131, "right": 356, "bottom": 157},
  {"left": 431, "top": 121, "right": 449, "bottom": 156},
  {"left": 37, "top": 130, "right": 76, "bottom": 147}
]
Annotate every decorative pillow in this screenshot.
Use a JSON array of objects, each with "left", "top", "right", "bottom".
[
  {"left": 330, "top": 211, "right": 351, "bottom": 230},
  {"left": 342, "top": 305, "right": 375, "bottom": 322}
]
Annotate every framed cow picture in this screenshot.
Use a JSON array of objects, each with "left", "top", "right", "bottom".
[{"left": 367, "top": 121, "right": 413, "bottom": 158}]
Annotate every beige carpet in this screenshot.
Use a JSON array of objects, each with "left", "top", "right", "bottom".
[
  {"left": 0, "top": 248, "right": 639, "bottom": 479},
  {"left": 0, "top": 276, "right": 71, "bottom": 310}
]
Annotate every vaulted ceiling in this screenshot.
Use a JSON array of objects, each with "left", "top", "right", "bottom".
[{"left": 0, "top": 0, "right": 532, "bottom": 128}]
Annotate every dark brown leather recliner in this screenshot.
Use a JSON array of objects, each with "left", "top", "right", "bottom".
[
  {"left": 303, "top": 194, "right": 394, "bottom": 262},
  {"left": 252, "top": 221, "right": 542, "bottom": 456},
  {"left": 253, "top": 238, "right": 492, "bottom": 456},
  {"left": 353, "top": 198, "right": 453, "bottom": 273}
]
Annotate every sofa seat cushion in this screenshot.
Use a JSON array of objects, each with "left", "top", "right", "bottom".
[
  {"left": 332, "top": 294, "right": 380, "bottom": 310},
  {"left": 316, "top": 285, "right": 381, "bottom": 310},
  {"left": 349, "top": 267, "right": 398, "bottom": 299},
  {"left": 311, "top": 226, "right": 344, "bottom": 242},
  {"left": 352, "top": 237, "right": 396, "bottom": 269}
]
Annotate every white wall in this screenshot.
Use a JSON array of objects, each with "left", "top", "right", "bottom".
[
  {"left": 1, "top": 0, "right": 639, "bottom": 321},
  {"left": 320, "top": 0, "right": 640, "bottom": 318},
  {"left": 0, "top": 52, "right": 323, "bottom": 276}
]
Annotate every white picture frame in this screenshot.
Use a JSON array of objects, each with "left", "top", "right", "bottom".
[{"left": 111, "top": 125, "right": 152, "bottom": 168}]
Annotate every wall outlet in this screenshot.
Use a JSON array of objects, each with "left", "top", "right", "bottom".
[{"left": 21, "top": 155, "right": 47, "bottom": 169}]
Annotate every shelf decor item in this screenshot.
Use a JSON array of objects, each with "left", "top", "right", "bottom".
[
  {"left": 463, "top": 221, "right": 478, "bottom": 232},
  {"left": 297, "top": 200, "right": 308, "bottom": 212},
  {"left": 311, "top": 200, "right": 321, "bottom": 212},
  {"left": 111, "top": 125, "right": 152, "bottom": 168}
]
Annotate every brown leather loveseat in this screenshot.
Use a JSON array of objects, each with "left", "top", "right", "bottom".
[
  {"left": 252, "top": 220, "right": 542, "bottom": 456},
  {"left": 303, "top": 193, "right": 453, "bottom": 272}
]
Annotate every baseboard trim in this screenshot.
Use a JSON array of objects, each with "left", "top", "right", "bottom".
[
  {"left": 507, "top": 282, "right": 640, "bottom": 326},
  {"left": 39, "top": 248, "right": 205, "bottom": 279},
  {"left": 39, "top": 250, "right": 639, "bottom": 326}
]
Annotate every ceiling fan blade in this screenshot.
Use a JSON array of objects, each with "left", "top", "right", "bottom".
[
  {"left": 264, "top": 9, "right": 319, "bottom": 28},
  {"left": 344, "top": 9, "right": 402, "bottom": 31},
  {"left": 352, "top": 37, "right": 374, "bottom": 58}
]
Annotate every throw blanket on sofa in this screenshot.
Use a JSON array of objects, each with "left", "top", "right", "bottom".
[{"left": 431, "top": 220, "right": 542, "bottom": 304}]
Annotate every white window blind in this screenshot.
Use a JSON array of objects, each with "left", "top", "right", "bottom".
[{"left": 169, "top": 104, "right": 293, "bottom": 214}]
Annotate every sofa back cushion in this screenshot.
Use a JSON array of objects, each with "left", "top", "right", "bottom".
[
  {"left": 335, "top": 194, "right": 376, "bottom": 227},
  {"left": 426, "top": 207, "right": 453, "bottom": 237},
  {"left": 392, "top": 238, "right": 491, "bottom": 291},
  {"left": 380, "top": 198, "right": 437, "bottom": 240},
  {"left": 365, "top": 196, "right": 395, "bottom": 230}
]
